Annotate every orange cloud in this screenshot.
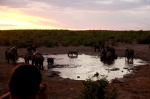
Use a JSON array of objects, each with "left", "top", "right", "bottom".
[{"left": 0, "top": 6, "right": 60, "bottom": 30}]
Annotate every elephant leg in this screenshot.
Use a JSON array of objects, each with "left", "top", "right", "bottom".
[
  {"left": 37, "top": 64, "right": 40, "bottom": 69},
  {"left": 37, "top": 62, "right": 41, "bottom": 69},
  {"left": 13, "top": 60, "right": 16, "bottom": 65},
  {"left": 32, "top": 60, "right": 35, "bottom": 65},
  {"left": 35, "top": 62, "right": 38, "bottom": 67},
  {"left": 38, "top": 64, "right": 42, "bottom": 70},
  {"left": 41, "top": 65, "right": 44, "bottom": 70},
  {"left": 131, "top": 55, "right": 134, "bottom": 60},
  {"left": 40, "top": 62, "right": 44, "bottom": 70},
  {"left": 25, "top": 60, "right": 27, "bottom": 64},
  {"left": 40, "top": 65, "right": 44, "bottom": 70},
  {"left": 26, "top": 60, "right": 29, "bottom": 64},
  {"left": 7, "top": 59, "right": 10, "bottom": 64},
  {"left": 5, "top": 56, "right": 8, "bottom": 61},
  {"left": 48, "top": 61, "right": 51, "bottom": 65},
  {"left": 127, "top": 57, "right": 129, "bottom": 62}
]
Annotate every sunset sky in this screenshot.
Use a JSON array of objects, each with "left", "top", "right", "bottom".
[{"left": 0, "top": 0, "right": 150, "bottom": 30}]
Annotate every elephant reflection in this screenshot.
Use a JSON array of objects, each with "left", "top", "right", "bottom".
[{"left": 125, "top": 59, "right": 133, "bottom": 67}]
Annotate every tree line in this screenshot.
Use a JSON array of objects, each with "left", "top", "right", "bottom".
[{"left": 0, "top": 30, "right": 150, "bottom": 47}]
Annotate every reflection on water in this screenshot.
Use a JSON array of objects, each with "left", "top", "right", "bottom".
[{"left": 17, "top": 54, "right": 147, "bottom": 81}]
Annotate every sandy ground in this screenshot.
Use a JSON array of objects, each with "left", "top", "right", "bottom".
[{"left": 0, "top": 44, "right": 150, "bottom": 99}]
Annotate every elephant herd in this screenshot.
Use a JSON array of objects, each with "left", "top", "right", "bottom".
[
  {"left": 5, "top": 46, "right": 54, "bottom": 70},
  {"left": 5, "top": 45, "right": 135, "bottom": 68},
  {"left": 24, "top": 51, "right": 45, "bottom": 70},
  {"left": 99, "top": 46, "right": 134, "bottom": 64},
  {"left": 91, "top": 42, "right": 135, "bottom": 63}
]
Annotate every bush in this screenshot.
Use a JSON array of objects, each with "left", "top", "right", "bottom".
[{"left": 80, "top": 75, "right": 118, "bottom": 99}]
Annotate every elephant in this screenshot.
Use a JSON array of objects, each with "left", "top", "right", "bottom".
[
  {"left": 105, "top": 51, "right": 113, "bottom": 60},
  {"left": 27, "top": 46, "right": 33, "bottom": 53},
  {"left": 32, "top": 52, "right": 44, "bottom": 70},
  {"left": 24, "top": 51, "right": 33, "bottom": 64},
  {"left": 68, "top": 51, "right": 78, "bottom": 58},
  {"left": 125, "top": 48, "right": 134, "bottom": 62},
  {"left": 26, "top": 40, "right": 33, "bottom": 47},
  {"left": 5, "top": 46, "right": 18, "bottom": 64},
  {"left": 100, "top": 46, "right": 117, "bottom": 64},
  {"left": 47, "top": 58, "right": 54, "bottom": 65},
  {"left": 26, "top": 40, "right": 36, "bottom": 53},
  {"left": 106, "top": 46, "right": 116, "bottom": 56},
  {"left": 27, "top": 45, "right": 37, "bottom": 53},
  {"left": 101, "top": 51, "right": 114, "bottom": 61},
  {"left": 92, "top": 42, "right": 105, "bottom": 52},
  {"left": 94, "top": 44, "right": 100, "bottom": 52},
  {"left": 32, "top": 44, "right": 37, "bottom": 51}
]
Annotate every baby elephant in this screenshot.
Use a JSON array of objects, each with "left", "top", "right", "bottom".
[{"left": 47, "top": 58, "right": 54, "bottom": 65}]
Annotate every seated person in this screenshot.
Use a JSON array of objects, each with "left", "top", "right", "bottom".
[{"left": 0, "top": 64, "right": 49, "bottom": 99}]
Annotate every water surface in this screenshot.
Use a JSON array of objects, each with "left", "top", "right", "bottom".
[{"left": 17, "top": 54, "right": 147, "bottom": 81}]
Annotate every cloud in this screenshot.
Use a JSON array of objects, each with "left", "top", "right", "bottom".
[
  {"left": 0, "top": 0, "right": 150, "bottom": 30},
  {"left": 0, "top": 0, "right": 29, "bottom": 8},
  {"left": 27, "top": 0, "right": 150, "bottom": 11},
  {"left": 0, "top": 24, "right": 17, "bottom": 26},
  {"left": 1, "top": 0, "right": 150, "bottom": 11}
]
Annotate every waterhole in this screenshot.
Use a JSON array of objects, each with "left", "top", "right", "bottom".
[{"left": 17, "top": 54, "right": 147, "bottom": 81}]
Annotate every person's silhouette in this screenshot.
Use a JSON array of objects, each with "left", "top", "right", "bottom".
[{"left": 0, "top": 64, "right": 49, "bottom": 99}]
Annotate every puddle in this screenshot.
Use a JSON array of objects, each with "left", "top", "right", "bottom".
[{"left": 17, "top": 54, "right": 148, "bottom": 81}]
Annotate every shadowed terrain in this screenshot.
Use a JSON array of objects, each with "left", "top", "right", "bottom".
[{"left": 0, "top": 44, "right": 150, "bottom": 99}]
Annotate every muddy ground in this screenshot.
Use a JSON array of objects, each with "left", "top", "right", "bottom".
[{"left": 0, "top": 44, "right": 150, "bottom": 99}]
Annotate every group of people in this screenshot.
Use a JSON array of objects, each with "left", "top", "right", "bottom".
[{"left": 0, "top": 64, "right": 49, "bottom": 99}]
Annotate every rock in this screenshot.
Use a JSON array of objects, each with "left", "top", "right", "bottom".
[
  {"left": 46, "top": 70, "right": 60, "bottom": 77},
  {"left": 111, "top": 78, "right": 125, "bottom": 83},
  {"left": 70, "top": 88, "right": 75, "bottom": 92},
  {"left": 106, "top": 67, "right": 119, "bottom": 71},
  {"left": 93, "top": 72, "right": 99, "bottom": 77}
]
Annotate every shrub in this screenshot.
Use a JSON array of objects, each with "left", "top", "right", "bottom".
[{"left": 80, "top": 75, "right": 118, "bottom": 99}]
